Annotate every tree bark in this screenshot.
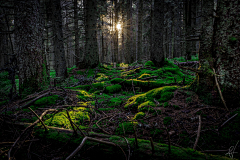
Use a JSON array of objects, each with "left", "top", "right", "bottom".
[
  {"left": 151, "top": 0, "right": 164, "bottom": 67},
  {"left": 14, "top": 0, "right": 48, "bottom": 96},
  {"left": 52, "top": 0, "right": 68, "bottom": 79}
]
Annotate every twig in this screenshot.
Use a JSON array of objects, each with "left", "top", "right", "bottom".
[
  {"left": 28, "top": 107, "right": 48, "bottom": 132},
  {"left": 132, "top": 121, "right": 138, "bottom": 148},
  {"left": 150, "top": 137, "right": 155, "bottom": 154},
  {"left": 212, "top": 68, "right": 229, "bottom": 111},
  {"left": 218, "top": 113, "right": 238, "bottom": 131},
  {"left": 132, "top": 79, "right": 135, "bottom": 95},
  {"left": 122, "top": 123, "right": 126, "bottom": 137},
  {"left": 96, "top": 115, "right": 112, "bottom": 135},
  {"left": 20, "top": 92, "right": 50, "bottom": 109},
  {"left": 67, "top": 116, "right": 86, "bottom": 137},
  {"left": 193, "top": 115, "right": 201, "bottom": 150},
  {"left": 64, "top": 110, "right": 78, "bottom": 135}
]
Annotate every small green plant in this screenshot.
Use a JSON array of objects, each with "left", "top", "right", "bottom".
[{"left": 163, "top": 102, "right": 169, "bottom": 108}]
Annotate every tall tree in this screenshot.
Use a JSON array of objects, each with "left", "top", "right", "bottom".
[
  {"left": 74, "top": 0, "right": 80, "bottom": 67},
  {"left": 126, "top": 0, "right": 133, "bottom": 64},
  {"left": 136, "top": 0, "right": 143, "bottom": 61},
  {"left": 79, "top": 0, "right": 99, "bottom": 69},
  {"left": 151, "top": 0, "right": 164, "bottom": 67},
  {"left": 14, "top": 0, "right": 47, "bottom": 96},
  {"left": 113, "top": 0, "right": 119, "bottom": 66},
  {"left": 52, "top": 0, "right": 68, "bottom": 79}
]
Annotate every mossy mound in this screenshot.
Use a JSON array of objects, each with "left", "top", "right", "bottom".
[
  {"left": 44, "top": 107, "right": 90, "bottom": 130},
  {"left": 107, "top": 97, "right": 122, "bottom": 107},
  {"left": 144, "top": 61, "right": 155, "bottom": 67},
  {"left": 96, "top": 73, "right": 108, "bottom": 81},
  {"left": 67, "top": 82, "right": 106, "bottom": 91},
  {"left": 111, "top": 78, "right": 165, "bottom": 90},
  {"left": 138, "top": 101, "right": 155, "bottom": 112},
  {"left": 76, "top": 90, "right": 93, "bottom": 101},
  {"left": 105, "top": 84, "right": 122, "bottom": 93},
  {"left": 124, "top": 86, "right": 178, "bottom": 110},
  {"left": 121, "top": 67, "right": 141, "bottom": 77},
  {"left": 34, "top": 95, "right": 61, "bottom": 107}
]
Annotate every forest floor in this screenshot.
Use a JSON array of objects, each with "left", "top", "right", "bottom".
[{"left": 0, "top": 57, "right": 240, "bottom": 160}]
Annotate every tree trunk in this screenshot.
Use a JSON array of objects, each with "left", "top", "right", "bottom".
[
  {"left": 14, "top": 0, "right": 48, "bottom": 96},
  {"left": 74, "top": 0, "right": 80, "bottom": 67},
  {"left": 151, "top": 0, "right": 164, "bottom": 67},
  {"left": 79, "top": 0, "right": 99, "bottom": 69},
  {"left": 52, "top": 0, "right": 68, "bottom": 79}
]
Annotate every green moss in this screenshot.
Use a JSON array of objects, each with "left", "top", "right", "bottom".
[
  {"left": 111, "top": 78, "right": 165, "bottom": 90},
  {"left": 67, "top": 65, "right": 77, "bottom": 73},
  {"left": 138, "top": 73, "right": 151, "bottom": 79},
  {"left": 158, "top": 91, "right": 174, "bottom": 103},
  {"left": 107, "top": 98, "right": 122, "bottom": 107},
  {"left": 76, "top": 90, "right": 93, "bottom": 101},
  {"left": 138, "top": 101, "right": 155, "bottom": 112},
  {"left": 124, "top": 86, "right": 178, "bottom": 110},
  {"left": 105, "top": 84, "right": 122, "bottom": 93},
  {"left": 144, "top": 61, "right": 155, "bottom": 67},
  {"left": 133, "top": 112, "right": 146, "bottom": 120},
  {"left": 34, "top": 95, "right": 61, "bottom": 107},
  {"left": 163, "top": 102, "right": 169, "bottom": 108},
  {"left": 44, "top": 108, "right": 89, "bottom": 129},
  {"left": 163, "top": 117, "right": 172, "bottom": 125}
]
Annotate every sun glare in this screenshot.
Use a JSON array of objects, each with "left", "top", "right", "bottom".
[{"left": 117, "top": 23, "right": 121, "bottom": 30}]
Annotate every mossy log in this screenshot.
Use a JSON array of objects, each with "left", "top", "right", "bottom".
[{"left": 9, "top": 121, "right": 236, "bottom": 160}]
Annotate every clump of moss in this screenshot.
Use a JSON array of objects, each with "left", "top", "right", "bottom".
[
  {"left": 34, "top": 95, "right": 61, "bottom": 107},
  {"left": 107, "top": 98, "right": 122, "bottom": 107},
  {"left": 44, "top": 108, "right": 89, "bottom": 129},
  {"left": 124, "top": 86, "right": 178, "bottom": 110},
  {"left": 111, "top": 78, "right": 165, "bottom": 90},
  {"left": 163, "top": 102, "right": 169, "bottom": 108},
  {"left": 144, "top": 61, "right": 155, "bottom": 67},
  {"left": 105, "top": 84, "right": 122, "bottom": 93},
  {"left": 138, "top": 73, "right": 151, "bottom": 79},
  {"left": 76, "top": 90, "right": 93, "bottom": 101},
  {"left": 133, "top": 112, "right": 146, "bottom": 120},
  {"left": 96, "top": 73, "right": 108, "bottom": 81},
  {"left": 138, "top": 101, "right": 155, "bottom": 112},
  {"left": 158, "top": 91, "right": 174, "bottom": 103}
]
